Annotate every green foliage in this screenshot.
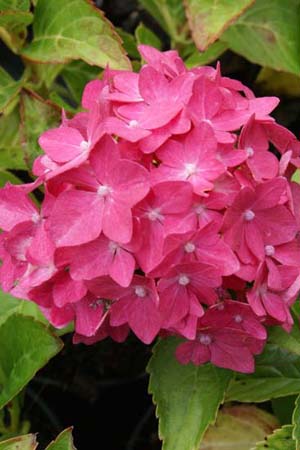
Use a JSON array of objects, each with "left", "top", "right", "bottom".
[
  {"left": 45, "top": 428, "right": 76, "bottom": 450},
  {"left": 252, "top": 425, "right": 295, "bottom": 450},
  {"left": 0, "top": 314, "right": 63, "bottom": 409},
  {"left": 138, "top": 0, "right": 187, "bottom": 44},
  {"left": 148, "top": 337, "right": 232, "bottom": 450},
  {"left": 184, "top": 41, "right": 227, "bottom": 68},
  {"left": 59, "top": 61, "right": 101, "bottom": 105},
  {"left": 184, "top": 0, "right": 254, "bottom": 51},
  {"left": 0, "top": 68, "right": 22, "bottom": 113},
  {"left": 22, "top": 0, "right": 131, "bottom": 70},
  {"left": 0, "top": 429, "right": 75, "bottom": 449},
  {"left": 221, "top": 0, "right": 300, "bottom": 75},
  {"left": 226, "top": 344, "right": 300, "bottom": 403},
  {"left": 292, "top": 395, "right": 300, "bottom": 447},
  {"left": 0, "top": 0, "right": 32, "bottom": 53},
  {"left": 0, "top": 108, "right": 26, "bottom": 170},
  {"left": 199, "top": 405, "right": 278, "bottom": 450},
  {"left": 0, "top": 433, "right": 37, "bottom": 450},
  {"left": 135, "top": 23, "right": 162, "bottom": 49}
]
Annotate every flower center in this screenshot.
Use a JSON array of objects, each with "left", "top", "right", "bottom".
[
  {"left": 243, "top": 209, "right": 255, "bottom": 221},
  {"left": 234, "top": 314, "right": 243, "bottom": 323},
  {"left": 184, "top": 242, "right": 196, "bottom": 253},
  {"left": 31, "top": 212, "right": 40, "bottom": 223},
  {"left": 97, "top": 185, "right": 112, "bottom": 197},
  {"left": 183, "top": 162, "right": 198, "bottom": 178},
  {"left": 147, "top": 208, "right": 163, "bottom": 222},
  {"left": 198, "top": 333, "right": 212, "bottom": 345},
  {"left": 265, "top": 245, "right": 275, "bottom": 256},
  {"left": 129, "top": 120, "right": 139, "bottom": 128},
  {"left": 89, "top": 299, "right": 103, "bottom": 310},
  {"left": 135, "top": 286, "right": 147, "bottom": 298},
  {"left": 178, "top": 274, "right": 190, "bottom": 286},
  {"left": 246, "top": 146, "right": 254, "bottom": 157},
  {"left": 109, "top": 241, "right": 119, "bottom": 253},
  {"left": 80, "top": 140, "right": 90, "bottom": 152}
]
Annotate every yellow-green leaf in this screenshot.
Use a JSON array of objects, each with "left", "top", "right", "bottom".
[
  {"left": 22, "top": 0, "right": 131, "bottom": 70},
  {"left": 184, "top": 0, "right": 254, "bottom": 51},
  {"left": 222, "top": 0, "right": 300, "bottom": 75}
]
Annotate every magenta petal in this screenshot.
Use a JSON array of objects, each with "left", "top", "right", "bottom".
[
  {"left": 69, "top": 235, "right": 112, "bottom": 280},
  {"left": 74, "top": 296, "right": 106, "bottom": 337},
  {"left": 109, "top": 249, "right": 135, "bottom": 287},
  {"left": 175, "top": 341, "right": 210, "bottom": 365},
  {"left": 127, "top": 298, "right": 161, "bottom": 344},
  {"left": 0, "top": 184, "right": 38, "bottom": 231},
  {"left": 39, "top": 127, "right": 84, "bottom": 162},
  {"left": 49, "top": 190, "right": 103, "bottom": 247},
  {"left": 53, "top": 272, "right": 87, "bottom": 308},
  {"left": 102, "top": 202, "right": 132, "bottom": 244}
]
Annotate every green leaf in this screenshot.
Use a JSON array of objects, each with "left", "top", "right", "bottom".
[
  {"left": 252, "top": 425, "right": 295, "bottom": 450},
  {"left": 292, "top": 395, "right": 300, "bottom": 446},
  {"left": 139, "top": 0, "right": 187, "bottom": 43},
  {"left": 0, "top": 1, "right": 33, "bottom": 52},
  {"left": 148, "top": 337, "right": 233, "bottom": 450},
  {"left": 28, "top": 62, "right": 65, "bottom": 89},
  {"left": 0, "top": 289, "right": 50, "bottom": 330},
  {"left": 0, "top": 434, "right": 37, "bottom": 450},
  {"left": 200, "top": 405, "right": 278, "bottom": 450},
  {"left": 184, "top": 41, "right": 227, "bottom": 68},
  {"left": 0, "top": 68, "right": 21, "bottom": 113},
  {"left": 0, "top": 314, "right": 63, "bottom": 409},
  {"left": 0, "top": 170, "right": 22, "bottom": 187},
  {"left": 0, "top": 108, "right": 26, "bottom": 170},
  {"left": 117, "top": 29, "right": 139, "bottom": 60},
  {"left": 226, "top": 344, "right": 300, "bottom": 403},
  {"left": 20, "top": 91, "right": 61, "bottom": 168},
  {"left": 46, "top": 428, "right": 76, "bottom": 450},
  {"left": 268, "top": 321, "right": 300, "bottom": 356},
  {"left": 221, "top": 0, "right": 300, "bottom": 75},
  {"left": 60, "top": 60, "right": 101, "bottom": 105},
  {"left": 135, "top": 23, "right": 162, "bottom": 49},
  {"left": 256, "top": 68, "right": 300, "bottom": 98},
  {"left": 272, "top": 396, "right": 298, "bottom": 425},
  {"left": 184, "top": 0, "right": 254, "bottom": 51},
  {"left": 22, "top": 0, "right": 131, "bottom": 70}
]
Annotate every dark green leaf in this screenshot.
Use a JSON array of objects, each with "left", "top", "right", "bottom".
[
  {"left": 148, "top": 337, "right": 232, "bottom": 450},
  {"left": 226, "top": 344, "right": 300, "bottom": 403},
  {"left": 0, "top": 68, "right": 21, "bottom": 113},
  {"left": 0, "top": 314, "right": 63, "bottom": 409},
  {"left": 46, "top": 428, "right": 76, "bottom": 450},
  {"left": 184, "top": 41, "right": 227, "bottom": 68},
  {"left": 135, "top": 23, "right": 162, "bottom": 49},
  {"left": 0, "top": 0, "right": 33, "bottom": 52},
  {"left": 268, "top": 322, "right": 300, "bottom": 356},
  {"left": 22, "top": 0, "right": 131, "bottom": 70},
  {"left": 0, "top": 108, "right": 26, "bottom": 170},
  {"left": 256, "top": 68, "right": 300, "bottom": 98},
  {"left": 184, "top": 0, "right": 254, "bottom": 51},
  {"left": 20, "top": 91, "right": 61, "bottom": 168},
  {"left": 139, "top": 0, "right": 187, "bottom": 43},
  {"left": 0, "top": 170, "right": 22, "bottom": 187},
  {"left": 292, "top": 395, "right": 300, "bottom": 446},
  {"left": 117, "top": 28, "right": 139, "bottom": 60},
  {"left": 60, "top": 60, "right": 101, "bottom": 105},
  {"left": 252, "top": 425, "right": 295, "bottom": 450},
  {"left": 272, "top": 396, "right": 297, "bottom": 425},
  {"left": 221, "top": 0, "right": 300, "bottom": 75}
]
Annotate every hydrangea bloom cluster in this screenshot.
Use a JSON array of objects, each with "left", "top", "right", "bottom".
[{"left": 1, "top": 45, "right": 300, "bottom": 374}]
